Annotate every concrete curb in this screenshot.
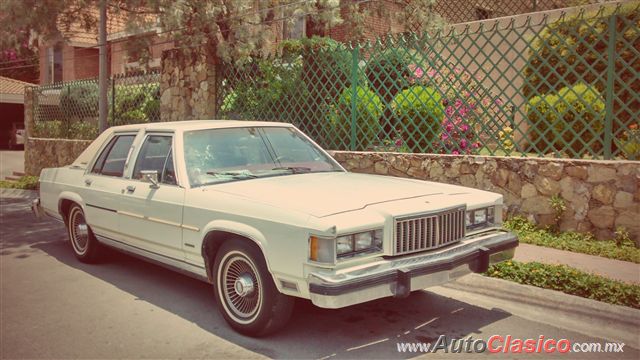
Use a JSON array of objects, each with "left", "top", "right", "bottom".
[
  {"left": 0, "top": 188, "right": 37, "bottom": 200},
  {"left": 438, "top": 273, "right": 640, "bottom": 348}
]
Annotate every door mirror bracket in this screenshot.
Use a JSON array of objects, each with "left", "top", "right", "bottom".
[{"left": 141, "top": 170, "right": 160, "bottom": 188}]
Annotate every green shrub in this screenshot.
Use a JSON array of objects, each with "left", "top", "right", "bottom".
[
  {"left": 365, "top": 49, "right": 413, "bottom": 103},
  {"left": 526, "top": 83, "right": 605, "bottom": 156},
  {"left": 282, "top": 36, "right": 352, "bottom": 106},
  {"left": 504, "top": 216, "right": 640, "bottom": 263},
  {"left": 0, "top": 176, "right": 39, "bottom": 190},
  {"left": 32, "top": 120, "right": 98, "bottom": 140},
  {"left": 522, "top": 3, "right": 640, "bottom": 154},
  {"left": 110, "top": 83, "right": 160, "bottom": 125},
  {"left": 328, "top": 86, "right": 383, "bottom": 150},
  {"left": 486, "top": 261, "right": 640, "bottom": 309},
  {"left": 220, "top": 58, "right": 306, "bottom": 122},
  {"left": 392, "top": 86, "right": 444, "bottom": 149},
  {"left": 32, "top": 121, "right": 64, "bottom": 138},
  {"left": 60, "top": 82, "right": 99, "bottom": 119}
]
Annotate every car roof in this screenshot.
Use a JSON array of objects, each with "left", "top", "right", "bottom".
[{"left": 110, "top": 120, "right": 294, "bottom": 133}]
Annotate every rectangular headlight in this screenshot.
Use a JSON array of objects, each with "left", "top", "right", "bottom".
[
  {"left": 466, "top": 206, "right": 497, "bottom": 231},
  {"left": 337, "top": 229, "right": 383, "bottom": 259},
  {"left": 337, "top": 235, "right": 354, "bottom": 255}
]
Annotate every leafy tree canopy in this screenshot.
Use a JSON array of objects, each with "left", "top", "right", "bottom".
[{"left": 1, "top": 0, "right": 443, "bottom": 67}]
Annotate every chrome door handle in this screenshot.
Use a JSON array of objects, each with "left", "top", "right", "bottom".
[
  {"left": 84, "top": 179, "right": 92, "bottom": 186},
  {"left": 126, "top": 185, "right": 136, "bottom": 193}
]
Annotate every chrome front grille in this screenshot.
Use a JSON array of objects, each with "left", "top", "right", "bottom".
[{"left": 394, "top": 206, "right": 466, "bottom": 255}]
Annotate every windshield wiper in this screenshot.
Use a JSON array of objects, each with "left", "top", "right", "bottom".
[
  {"left": 206, "top": 171, "right": 258, "bottom": 179},
  {"left": 271, "top": 166, "right": 312, "bottom": 174}
]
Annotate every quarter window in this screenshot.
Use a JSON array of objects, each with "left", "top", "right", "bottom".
[
  {"left": 91, "top": 135, "right": 135, "bottom": 177},
  {"left": 133, "top": 135, "right": 176, "bottom": 185}
]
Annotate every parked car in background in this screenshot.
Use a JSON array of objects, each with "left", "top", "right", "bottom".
[
  {"left": 32, "top": 120, "right": 518, "bottom": 336},
  {"left": 8, "top": 122, "right": 25, "bottom": 149}
]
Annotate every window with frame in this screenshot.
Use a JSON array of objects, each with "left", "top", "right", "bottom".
[
  {"left": 132, "top": 135, "right": 176, "bottom": 185},
  {"left": 47, "top": 43, "right": 63, "bottom": 84},
  {"left": 91, "top": 135, "right": 135, "bottom": 177}
]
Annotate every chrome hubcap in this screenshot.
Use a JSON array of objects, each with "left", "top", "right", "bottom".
[
  {"left": 71, "top": 210, "right": 89, "bottom": 253},
  {"left": 221, "top": 254, "right": 262, "bottom": 321},
  {"left": 234, "top": 274, "right": 255, "bottom": 297}
]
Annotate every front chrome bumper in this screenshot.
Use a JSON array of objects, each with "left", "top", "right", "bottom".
[
  {"left": 308, "top": 230, "right": 518, "bottom": 309},
  {"left": 31, "top": 198, "right": 46, "bottom": 218}
]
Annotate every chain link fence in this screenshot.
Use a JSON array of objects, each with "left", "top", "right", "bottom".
[
  {"left": 31, "top": 71, "right": 160, "bottom": 139},
  {"left": 218, "top": 2, "right": 640, "bottom": 160}
]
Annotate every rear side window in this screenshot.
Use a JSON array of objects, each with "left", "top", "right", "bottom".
[
  {"left": 133, "top": 135, "right": 176, "bottom": 185},
  {"left": 91, "top": 135, "right": 135, "bottom": 177}
]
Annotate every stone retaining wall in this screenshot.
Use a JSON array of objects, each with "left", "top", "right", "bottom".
[
  {"left": 330, "top": 151, "right": 640, "bottom": 243},
  {"left": 25, "top": 138, "right": 92, "bottom": 176}
]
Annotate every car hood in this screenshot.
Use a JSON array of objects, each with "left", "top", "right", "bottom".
[{"left": 205, "top": 172, "right": 487, "bottom": 218}]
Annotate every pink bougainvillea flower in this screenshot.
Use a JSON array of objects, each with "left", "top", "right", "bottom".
[
  {"left": 452, "top": 150, "right": 460, "bottom": 155},
  {"left": 461, "top": 124, "right": 470, "bottom": 132},
  {"left": 460, "top": 139, "right": 468, "bottom": 149},
  {"left": 445, "top": 106, "right": 455, "bottom": 117},
  {"left": 395, "top": 138, "right": 403, "bottom": 146},
  {"left": 413, "top": 67, "right": 424, "bottom": 79},
  {"left": 454, "top": 99, "right": 463, "bottom": 108},
  {"left": 495, "top": 98, "right": 504, "bottom": 106},
  {"left": 427, "top": 68, "right": 437, "bottom": 77}
]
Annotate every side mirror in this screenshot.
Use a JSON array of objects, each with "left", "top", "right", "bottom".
[{"left": 141, "top": 170, "right": 159, "bottom": 188}]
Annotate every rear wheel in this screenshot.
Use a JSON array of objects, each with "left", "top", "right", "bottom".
[
  {"left": 67, "top": 204, "right": 102, "bottom": 263},
  {"left": 213, "top": 240, "right": 294, "bottom": 337}
]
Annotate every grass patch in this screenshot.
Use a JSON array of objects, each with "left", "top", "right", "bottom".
[
  {"left": 0, "top": 176, "right": 39, "bottom": 190},
  {"left": 486, "top": 261, "right": 640, "bottom": 309},
  {"left": 505, "top": 216, "right": 640, "bottom": 264}
]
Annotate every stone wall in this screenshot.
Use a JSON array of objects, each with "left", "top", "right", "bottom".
[
  {"left": 24, "top": 138, "right": 92, "bottom": 176},
  {"left": 160, "top": 47, "right": 217, "bottom": 121},
  {"left": 330, "top": 151, "right": 640, "bottom": 243}
]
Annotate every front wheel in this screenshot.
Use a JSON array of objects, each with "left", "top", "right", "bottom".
[
  {"left": 66, "top": 204, "right": 102, "bottom": 263},
  {"left": 213, "top": 240, "right": 294, "bottom": 337}
]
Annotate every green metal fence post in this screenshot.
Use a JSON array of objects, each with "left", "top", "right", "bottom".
[
  {"left": 603, "top": 14, "right": 617, "bottom": 160},
  {"left": 350, "top": 44, "right": 359, "bottom": 151}
]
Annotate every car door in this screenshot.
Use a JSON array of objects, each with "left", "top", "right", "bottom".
[
  {"left": 82, "top": 133, "right": 136, "bottom": 241},
  {"left": 118, "top": 133, "right": 185, "bottom": 260}
]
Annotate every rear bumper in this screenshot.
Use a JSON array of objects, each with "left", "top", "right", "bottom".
[
  {"left": 308, "top": 230, "right": 518, "bottom": 309},
  {"left": 31, "top": 198, "right": 46, "bottom": 218}
]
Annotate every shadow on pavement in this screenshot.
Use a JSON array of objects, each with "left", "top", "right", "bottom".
[{"left": 2, "top": 198, "right": 513, "bottom": 359}]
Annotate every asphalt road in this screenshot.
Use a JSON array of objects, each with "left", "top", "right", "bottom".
[{"left": 1, "top": 197, "right": 638, "bottom": 359}]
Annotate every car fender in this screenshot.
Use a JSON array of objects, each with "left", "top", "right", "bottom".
[
  {"left": 57, "top": 191, "right": 86, "bottom": 217},
  {"left": 200, "top": 219, "right": 274, "bottom": 276}
]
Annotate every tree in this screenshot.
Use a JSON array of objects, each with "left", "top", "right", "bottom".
[
  {"left": 0, "top": 11, "right": 39, "bottom": 83},
  {"left": 1, "top": 0, "right": 345, "bottom": 66},
  {"left": 1, "top": 0, "right": 443, "bottom": 67}
]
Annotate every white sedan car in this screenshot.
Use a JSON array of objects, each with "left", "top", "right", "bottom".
[{"left": 33, "top": 120, "right": 518, "bottom": 336}]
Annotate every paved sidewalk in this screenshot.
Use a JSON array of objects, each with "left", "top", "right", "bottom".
[{"left": 514, "top": 243, "right": 640, "bottom": 285}]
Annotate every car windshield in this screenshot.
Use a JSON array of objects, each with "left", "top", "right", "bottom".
[{"left": 183, "top": 126, "right": 343, "bottom": 187}]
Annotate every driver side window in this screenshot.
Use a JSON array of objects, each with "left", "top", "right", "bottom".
[{"left": 132, "top": 135, "right": 176, "bottom": 185}]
